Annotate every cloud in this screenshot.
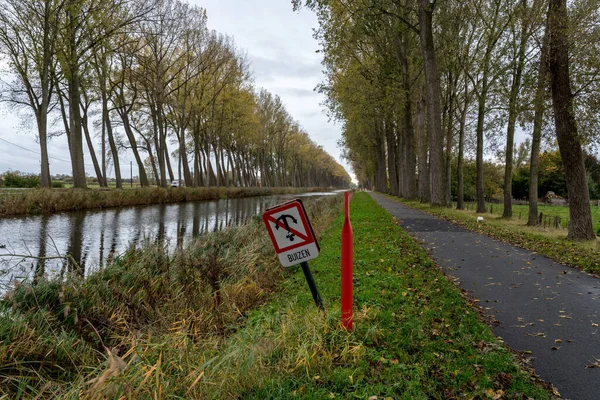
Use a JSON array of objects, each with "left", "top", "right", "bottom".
[{"left": 250, "top": 56, "right": 321, "bottom": 84}]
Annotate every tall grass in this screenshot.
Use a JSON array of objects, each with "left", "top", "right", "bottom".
[
  {"left": 0, "top": 186, "right": 329, "bottom": 216},
  {"left": 0, "top": 194, "right": 343, "bottom": 398}
]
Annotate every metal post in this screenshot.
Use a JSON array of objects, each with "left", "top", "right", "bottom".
[
  {"left": 341, "top": 191, "right": 353, "bottom": 330},
  {"left": 301, "top": 261, "right": 324, "bottom": 311}
]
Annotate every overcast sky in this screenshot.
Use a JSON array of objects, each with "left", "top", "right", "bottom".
[{"left": 0, "top": 0, "right": 353, "bottom": 180}]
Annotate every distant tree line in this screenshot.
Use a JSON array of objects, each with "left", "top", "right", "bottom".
[
  {"left": 295, "top": 0, "right": 600, "bottom": 239},
  {"left": 0, "top": 0, "right": 351, "bottom": 191}
]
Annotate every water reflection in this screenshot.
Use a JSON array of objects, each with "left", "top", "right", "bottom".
[{"left": 0, "top": 192, "right": 340, "bottom": 287}]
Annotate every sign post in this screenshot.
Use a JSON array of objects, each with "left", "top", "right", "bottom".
[
  {"left": 263, "top": 199, "right": 324, "bottom": 310},
  {"left": 341, "top": 191, "right": 353, "bottom": 330},
  {"left": 301, "top": 261, "right": 324, "bottom": 310}
]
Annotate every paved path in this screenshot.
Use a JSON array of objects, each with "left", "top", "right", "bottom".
[{"left": 370, "top": 192, "right": 600, "bottom": 400}]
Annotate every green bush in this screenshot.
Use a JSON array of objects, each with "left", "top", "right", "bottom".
[
  {"left": 52, "top": 180, "right": 65, "bottom": 188},
  {"left": 3, "top": 172, "right": 40, "bottom": 188}
]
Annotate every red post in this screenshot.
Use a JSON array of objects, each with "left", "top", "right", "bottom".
[{"left": 341, "top": 191, "right": 353, "bottom": 330}]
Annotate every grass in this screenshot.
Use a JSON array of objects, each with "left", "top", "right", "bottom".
[
  {"left": 197, "top": 192, "right": 551, "bottom": 399},
  {"left": 0, "top": 193, "right": 553, "bottom": 398},
  {"left": 461, "top": 201, "right": 600, "bottom": 232},
  {"left": 395, "top": 197, "right": 600, "bottom": 275},
  {"left": 0, "top": 194, "right": 343, "bottom": 398},
  {"left": 0, "top": 186, "right": 329, "bottom": 217}
]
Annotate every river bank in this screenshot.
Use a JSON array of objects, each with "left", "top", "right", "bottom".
[
  {"left": 0, "top": 194, "right": 344, "bottom": 398},
  {"left": 0, "top": 186, "right": 331, "bottom": 217},
  {"left": 0, "top": 192, "right": 552, "bottom": 398}
]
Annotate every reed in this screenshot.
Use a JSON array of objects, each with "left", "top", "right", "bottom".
[{"left": 0, "top": 186, "right": 329, "bottom": 217}]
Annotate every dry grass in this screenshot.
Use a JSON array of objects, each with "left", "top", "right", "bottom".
[
  {"left": 0, "top": 186, "right": 329, "bottom": 216},
  {"left": 0, "top": 194, "right": 343, "bottom": 398}
]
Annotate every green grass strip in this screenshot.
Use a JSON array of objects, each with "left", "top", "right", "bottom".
[{"left": 200, "top": 192, "right": 551, "bottom": 399}]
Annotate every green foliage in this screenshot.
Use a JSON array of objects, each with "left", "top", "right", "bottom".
[
  {"left": 512, "top": 166, "right": 530, "bottom": 199},
  {"left": 538, "top": 151, "right": 567, "bottom": 198},
  {"left": 451, "top": 160, "right": 504, "bottom": 201},
  {"left": 2, "top": 172, "right": 40, "bottom": 188},
  {"left": 51, "top": 180, "right": 65, "bottom": 188},
  {"left": 510, "top": 151, "right": 600, "bottom": 200}
]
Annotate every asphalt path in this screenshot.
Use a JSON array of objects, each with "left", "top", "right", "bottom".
[{"left": 370, "top": 192, "right": 600, "bottom": 400}]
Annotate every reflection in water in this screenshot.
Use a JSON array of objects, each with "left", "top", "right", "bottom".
[
  {"left": 34, "top": 215, "right": 49, "bottom": 284},
  {"left": 0, "top": 192, "right": 340, "bottom": 286},
  {"left": 66, "top": 211, "right": 85, "bottom": 277}
]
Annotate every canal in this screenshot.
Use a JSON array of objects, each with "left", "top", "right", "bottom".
[{"left": 0, "top": 191, "right": 341, "bottom": 290}]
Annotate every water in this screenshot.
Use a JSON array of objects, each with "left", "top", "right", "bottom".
[{"left": 0, "top": 191, "right": 342, "bottom": 289}]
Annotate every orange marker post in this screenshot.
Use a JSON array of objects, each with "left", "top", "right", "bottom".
[{"left": 341, "top": 191, "right": 353, "bottom": 330}]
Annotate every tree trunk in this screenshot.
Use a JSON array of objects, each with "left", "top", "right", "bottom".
[
  {"left": 37, "top": 110, "right": 52, "bottom": 189},
  {"left": 475, "top": 79, "right": 489, "bottom": 213},
  {"left": 38, "top": 0, "right": 53, "bottom": 188},
  {"left": 417, "top": 0, "right": 446, "bottom": 206},
  {"left": 528, "top": 21, "right": 549, "bottom": 226},
  {"left": 396, "top": 31, "right": 417, "bottom": 200},
  {"left": 386, "top": 118, "right": 399, "bottom": 195},
  {"left": 415, "top": 86, "right": 430, "bottom": 202},
  {"left": 457, "top": 77, "right": 469, "bottom": 210},
  {"left": 64, "top": 7, "right": 86, "bottom": 189},
  {"left": 104, "top": 97, "right": 122, "bottom": 189},
  {"left": 82, "top": 111, "right": 104, "bottom": 185},
  {"left": 67, "top": 73, "right": 87, "bottom": 188},
  {"left": 119, "top": 108, "right": 149, "bottom": 187},
  {"left": 165, "top": 145, "right": 175, "bottom": 183},
  {"left": 503, "top": 0, "right": 528, "bottom": 218},
  {"left": 444, "top": 72, "right": 456, "bottom": 206},
  {"left": 177, "top": 125, "right": 193, "bottom": 187},
  {"left": 152, "top": 101, "right": 168, "bottom": 187},
  {"left": 548, "top": 0, "right": 595, "bottom": 240},
  {"left": 374, "top": 123, "right": 388, "bottom": 193}
]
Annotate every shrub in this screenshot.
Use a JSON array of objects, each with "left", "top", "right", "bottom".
[
  {"left": 3, "top": 172, "right": 40, "bottom": 188},
  {"left": 52, "top": 180, "right": 65, "bottom": 188}
]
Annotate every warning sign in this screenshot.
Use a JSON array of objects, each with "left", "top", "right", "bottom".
[{"left": 262, "top": 199, "right": 320, "bottom": 267}]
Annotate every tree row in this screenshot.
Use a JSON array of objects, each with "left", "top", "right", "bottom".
[
  {"left": 295, "top": 0, "right": 600, "bottom": 239},
  {"left": 0, "top": 0, "right": 351, "bottom": 190}
]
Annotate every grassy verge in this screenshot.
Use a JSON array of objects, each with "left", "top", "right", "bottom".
[
  {"left": 1, "top": 193, "right": 552, "bottom": 398},
  {"left": 460, "top": 201, "right": 600, "bottom": 232},
  {"left": 0, "top": 186, "right": 329, "bottom": 216},
  {"left": 392, "top": 196, "right": 600, "bottom": 275}
]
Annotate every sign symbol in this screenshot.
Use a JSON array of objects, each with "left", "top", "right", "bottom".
[
  {"left": 262, "top": 198, "right": 320, "bottom": 268},
  {"left": 275, "top": 214, "right": 298, "bottom": 241}
]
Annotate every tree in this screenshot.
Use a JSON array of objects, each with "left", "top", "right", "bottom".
[
  {"left": 547, "top": 0, "right": 595, "bottom": 239},
  {"left": 417, "top": 0, "right": 447, "bottom": 206},
  {"left": 0, "top": 0, "right": 62, "bottom": 188}
]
